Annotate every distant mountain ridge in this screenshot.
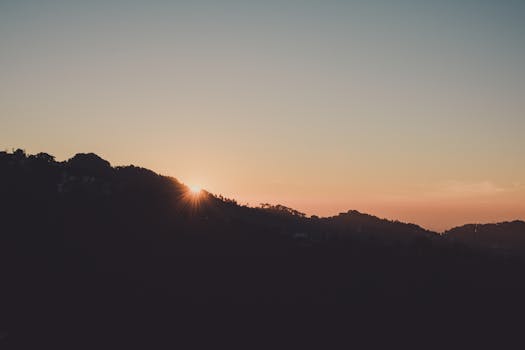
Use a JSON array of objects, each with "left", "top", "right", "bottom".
[
  {"left": 2, "top": 148, "right": 524, "bottom": 252},
  {"left": 444, "top": 220, "right": 525, "bottom": 254},
  {"left": 0, "top": 150, "right": 434, "bottom": 237}
]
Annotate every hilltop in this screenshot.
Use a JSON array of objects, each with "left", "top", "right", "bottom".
[{"left": 0, "top": 149, "right": 439, "bottom": 246}]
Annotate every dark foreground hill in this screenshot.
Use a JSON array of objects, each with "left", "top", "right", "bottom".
[{"left": 1, "top": 149, "right": 525, "bottom": 348}]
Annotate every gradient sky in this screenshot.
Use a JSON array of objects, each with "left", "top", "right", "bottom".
[{"left": 1, "top": 0, "right": 524, "bottom": 231}]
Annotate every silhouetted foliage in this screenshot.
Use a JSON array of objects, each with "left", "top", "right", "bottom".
[{"left": 260, "top": 203, "right": 306, "bottom": 217}]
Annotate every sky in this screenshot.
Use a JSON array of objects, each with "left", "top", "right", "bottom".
[{"left": 1, "top": 0, "right": 524, "bottom": 231}]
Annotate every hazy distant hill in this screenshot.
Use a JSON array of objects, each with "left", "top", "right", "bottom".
[
  {"left": 445, "top": 221, "right": 525, "bottom": 254},
  {"left": 320, "top": 210, "right": 436, "bottom": 242}
]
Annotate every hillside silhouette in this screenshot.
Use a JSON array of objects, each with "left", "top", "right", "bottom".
[
  {"left": 1, "top": 149, "right": 525, "bottom": 348},
  {"left": 445, "top": 221, "right": 525, "bottom": 254}
]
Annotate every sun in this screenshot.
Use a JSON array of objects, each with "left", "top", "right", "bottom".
[
  {"left": 181, "top": 183, "right": 206, "bottom": 211},
  {"left": 189, "top": 185, "right": 202, "bottom": 194}
]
